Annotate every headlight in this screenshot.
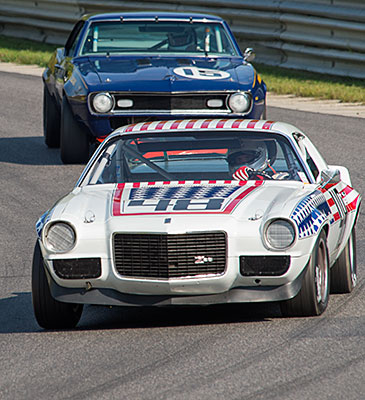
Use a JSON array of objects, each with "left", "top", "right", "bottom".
[
  {"left": 228, "top": 92, "right": 251, "bottom": 113},
  {"left": 93, "top": 92, "right": 114, "bottom": 113},
  {"left": 265, "top": 219, "right": 296, "bottom": 250},
  {"left": 44, "top": 222, "right": 76, "bottom": 253}
]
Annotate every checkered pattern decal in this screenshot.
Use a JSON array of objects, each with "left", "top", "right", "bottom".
[
  {"left": 129, "top": 185, "right": 240, "bottom": 200},
  {"left": 290, "top": 191, "right": 331, "bottom": 238},
  {"left": 112, "top": 180, "right": 263, "bottom": 216},
  {"left": 291, "top": 181, "right": 360, "bottom": 239}
]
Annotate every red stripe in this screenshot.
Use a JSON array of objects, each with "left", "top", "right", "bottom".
[
  {"left": 155, "top": 121, "right": 166, "bottom": 130},
  {"left": 223, "top": 181, "right": 262, "bottom": 213},
  {"left": 346, "top": 195, "right": 359, "bottom": 212},
  {"left": 178, "top": 180, "right": 186, "bottom": 184},
  {"left": 112, "top": 183, "right": 125, "bottom": 216},
  {"left": 247, "top": 120, "right": 259, "bottom": 129},
  {"left": 224, "top": 180, "right": 232, "bottom": 184},
  {"left": 333, "top": 212, "right": 340, "bottom": 221},
  {"left": 125, "top": 124, "right": 136, "bottom": 132},
  {"left": 163, "top": 181, "right": 170, "bottom": 185},
  {"left": 133, "top": 182, "right": 140, "bottom": 188},
  {"left": 186, "top": 119, "right": 198, "bottom": 129},
  {"left": 148, "top": 182, "right": 155, "bottom": 186},
  {"left": 201, "top": 119, "right": 212, "bottom": 129},
  {"left": 262, "top": 121, "right": 275, "bottom": 130},
  {"left": 342, "top": 186, "right": 352, "bottom": 195},
  {"left": 193, "top": 180, "right": 201, "bottom": 184},
  {"left": 140, "top": 122, "right": 152, "bottom": 131},
  {"left": 327, "top": 198, "right": 335, "bottom": 207},
  {"left": 171, "top": 120, "right": 183, "bottom": 129},
  {"left": 232, "top": 120, "right": 243, "bottom": 128},
  {"left": 216, "top": 119, "right": 228, "bottom": 128},
  {"left": 208, "top": 180, "right": 216, "bottom": 184}
]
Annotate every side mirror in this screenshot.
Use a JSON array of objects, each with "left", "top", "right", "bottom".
[
  {"left": 320, "top": 169, "right": 341, "bottom": 187},
  {"left": 244, "top": 47, "right": 255, "bottom": 62}
]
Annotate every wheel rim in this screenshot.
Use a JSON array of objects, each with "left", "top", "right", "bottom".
[
  {"left": 315, "top": 242, "right": 328, "bottom": 304},
  {"left": 349, "top": 233, "right": 357, "bottom": 288}
]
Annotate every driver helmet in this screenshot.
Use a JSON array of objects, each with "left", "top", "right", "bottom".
[
  {"left": 227, "top": 141, "right": 269, "bottom": 174},
  {"left": 168, "top": 28, "right": 196, "bottom": 51}
]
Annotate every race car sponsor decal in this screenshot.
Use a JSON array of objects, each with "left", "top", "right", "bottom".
[
  {"left": 112, "top": 180, "right": 263, "bottom": 216},
  {"left": 290, "top": 190, "right": 331, "bottom": 238},
  {"left": 173, "top": 67, "right": 230, "bottom": 80}
]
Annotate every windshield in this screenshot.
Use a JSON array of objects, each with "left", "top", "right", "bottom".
[
  {"left": 79, "top": 21, "right": 238, "bottom": 56},
  {"left": 82, "top": 131, "right": 309, "bottom": 185}
]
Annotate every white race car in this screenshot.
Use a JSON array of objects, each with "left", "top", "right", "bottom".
[{"left": 32, "top": 119, "right": 361, "bottom": 328}]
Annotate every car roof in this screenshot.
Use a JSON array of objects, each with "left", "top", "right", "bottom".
[
  {"left": 84, "top": 12, "right": 224, "bottom": 23},
  {"left": 111, "top": 119, "right": 303, "bottom": 140}
]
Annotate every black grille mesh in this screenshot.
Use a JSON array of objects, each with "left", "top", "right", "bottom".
[
  {"left": 240, "top": 256, "right": 290, "bottom": 276},
  {"left": 113, "top": 94, "right": 228, "bottom": 111},
  {"left": 53, "top": 258, "right": 101, "bottom": 279},
  {"left": 114, "top": 232, "right": 226, "bottom": 279}
]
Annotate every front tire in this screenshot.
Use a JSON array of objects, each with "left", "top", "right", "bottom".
[
  {"left": 60, "top": 97, "right": 90, "bottom": 164},
  {"left": 260, "top": 100, "right": 267, "bottom": 120},
  {"left": 280, "top": 231, "right": 330, "bottom": 317},
  {"left": 43, "top": 85, "right": 60, "bottom": 148},
  {"left": 32, "top": 241, "right": 83, "bottom": 329},
  {"left": 330, "top": 228, "right": 357, "bottom": 294}
]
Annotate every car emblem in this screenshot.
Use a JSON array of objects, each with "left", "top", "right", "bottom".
[{"left": 194, "top": 256, "right": 213, "bottom": 264}]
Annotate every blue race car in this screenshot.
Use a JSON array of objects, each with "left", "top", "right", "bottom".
[{"left": 43, "top": 12, "right": 267, "bottom": 164}]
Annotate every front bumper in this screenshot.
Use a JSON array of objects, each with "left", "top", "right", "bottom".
[{"left": 47, "top": 263, "right": 307, "bottom": 306}]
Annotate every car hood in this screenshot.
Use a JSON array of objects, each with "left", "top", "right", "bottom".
[
  {"left": 75, "top": 55, "right": 255, "bottom": 92},
  {"left": 45, "top": 181, "right": 316, "bottom": 236}
]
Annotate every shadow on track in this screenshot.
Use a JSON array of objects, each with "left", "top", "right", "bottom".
[
  {"left": 0, "top": 292, "right": 40, "bottom": 333},
  {"left": 0, "top": 291, "right": 282, "bottom": 333},
  {"left": 0, "top": 136, "right": 62, "bottom": 166},
  {"left": 76, "top": 302, "right": 283, "bottom": 332}
]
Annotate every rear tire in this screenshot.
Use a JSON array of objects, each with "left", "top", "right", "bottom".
[
  {"left": 32, "top": 241, "right": 83, "bottom": 329},
  {"left": 60, "top": 97, "right": 90, "bottom": 164},
  {"left": 280, "top": 231, "right": 329, "bottom": 317},
  {"left": 43, "top": 85, "right": 60, "bottom": 148},
  {"left": 330, "top": 228, "right": 357, "bottom": 294}
]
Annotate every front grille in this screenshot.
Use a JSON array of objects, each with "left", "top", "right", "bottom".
[
  {"left": 239, "top": 256, "right": 290, "bottom": 276},
  {"left": 113, "top": 93, "right": 228, "bottom": 112},
  {"left": 53, "top": 258, "right": 102, "bottom": 279},
  {"left": 114, "top": 232, "right": 227, "bottom": 279}
]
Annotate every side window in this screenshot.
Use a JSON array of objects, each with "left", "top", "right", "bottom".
[
  {"left": 65, "top": 21, "right": 85, "bottom": 57},
  {"left": 305, "top": 148, "right": 319, "bottom": 180}
]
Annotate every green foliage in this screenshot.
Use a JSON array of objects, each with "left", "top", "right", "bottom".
[
  {"left": 0, "top": 35, "right": 56, "bottom": 67},
  {"left": 255, "top": 63, "right": 365, "bottom": 104}
]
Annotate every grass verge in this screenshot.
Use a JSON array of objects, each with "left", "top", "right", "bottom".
[
  {"left": 0, "top": 35, "right": 55, "bottom": 67},
  {"left": 256, "top": 63, "right": 365, "bottom": 104},
  {"left": 0, "top": 35, "right": 364, "bottom": 104}
]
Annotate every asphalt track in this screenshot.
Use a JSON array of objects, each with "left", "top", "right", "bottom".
[{"left": 0, "top": 71, "right": 364, "bottom": 400}]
